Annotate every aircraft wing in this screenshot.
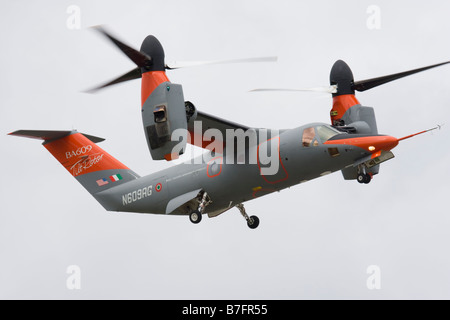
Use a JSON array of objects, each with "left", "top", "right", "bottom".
[{"left": 187, "top": 110, "right": 250, "bottom": 149}]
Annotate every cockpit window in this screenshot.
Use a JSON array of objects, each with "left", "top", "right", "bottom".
[
  {"left": 316, "top": 125, "right": 340, "bottom": 142},
  {"left": 302, "top": 127, "right": 318, "bottom": 147}
]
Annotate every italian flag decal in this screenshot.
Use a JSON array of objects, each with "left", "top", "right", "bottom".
[
  {"left": 156, "top": 183, "right": 162, "bottom": 192},
  {"left": 110, "top": 174, "right": 123, "bottom": 182}
]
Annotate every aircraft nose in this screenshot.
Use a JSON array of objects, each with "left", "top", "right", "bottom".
[
  {"left": 357, "top": 135, "right": 399, "bottom": 153},
  {"left": 325, "top": 135, "right": 399, "bottom": 153}
]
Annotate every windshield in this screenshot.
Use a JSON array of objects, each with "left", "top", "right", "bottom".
[{"left": 316, "top": 125, "right": 341, "bottom": 142}]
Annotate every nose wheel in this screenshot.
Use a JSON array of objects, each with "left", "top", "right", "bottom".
[
  {"left": 236, "top": 203, "right": 260, "bottom": 229},
  {"left": 357, "top": 165, "right": 372, "bottom": 184},
  {"left": 357, "top": 173, "right": 372, "bottom": 184}
]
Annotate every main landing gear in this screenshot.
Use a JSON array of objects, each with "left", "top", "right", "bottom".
[
  {"left": 236, "top": 203, "right": 260, "bottom": 229},
  {"left": 188, "top": 192, "right": 260, "bottom": 230},
  {"left": 189, "top": 210, "right": 202, "bottom": 224},
  {"left": 189, "top": 192, "right": 212, "bottom": 224}
]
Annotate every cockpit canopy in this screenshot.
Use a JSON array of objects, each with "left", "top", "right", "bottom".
[{"left": 302, "top": 124, "right": 341, "bottom": 147}]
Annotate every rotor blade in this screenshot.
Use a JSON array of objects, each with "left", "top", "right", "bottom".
[
  {"left": 353, "top": 61, "right": 450, "bottom": 92},
  {"left": 165, "top": 56, "right": 278, "bottom": 70},
  {"left": 85, "top": 67, "right": 141, "bottom": 93},
  {"left": 250, "top": 85, "right": 337, "bottom": 94},
  {"left": 92, "top": 25, "right": 151, "bottom": 68}
]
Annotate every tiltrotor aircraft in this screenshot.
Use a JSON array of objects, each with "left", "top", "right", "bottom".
[{"left": 9, "top": 27, "right": 447, "bottom": 229}]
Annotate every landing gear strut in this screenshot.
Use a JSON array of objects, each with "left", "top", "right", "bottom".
[
  {"left": 236, "top": 203, "right": 260, "bottom": 229},
  {"left": 189, "top": 191, "right": 211, "bottom": 225},
  {"left": 357, "top": 165, "right": 372, "bottom": 184}
]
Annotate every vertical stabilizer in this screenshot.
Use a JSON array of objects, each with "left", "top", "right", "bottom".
[{"left": 9, "top": 130, "right": 140, "bottom": 195}]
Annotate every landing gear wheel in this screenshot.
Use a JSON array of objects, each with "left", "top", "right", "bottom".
[
  {"left": 189, "top": 191, "right": 211, "bottom": 225},
  {"left": 236, "top": 203, "right": 260, "bottom": 230},
  {"left": 189, "top": 210, "right": 202, "bottom": 224},
  {"left": 247, "top": 215, "right": 260, "bottom": 229},
  {"left": 357, "top": 173, "right": 372, "bottom": 184},
  {"left": 357, "top": 174, "right": 365, "bottom": 184}
]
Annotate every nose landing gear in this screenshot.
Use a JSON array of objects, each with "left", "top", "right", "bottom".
[
  {"left": 357, "top": 165, "right": 372, "bottom": 184},
  {"left": 357, "top": 173, "right": 372, "bottom": 184}
]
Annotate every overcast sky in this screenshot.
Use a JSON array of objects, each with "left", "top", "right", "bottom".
[{"left": 1, "top": 0, "right": 450, "bottom": 299}]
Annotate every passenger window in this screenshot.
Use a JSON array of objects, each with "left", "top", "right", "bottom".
[
  {"left": 328, "top": 147, "right": 340, "bottom": 157},
  {"left": 302, "top": 127, "right": 316, "bottom": 147}
]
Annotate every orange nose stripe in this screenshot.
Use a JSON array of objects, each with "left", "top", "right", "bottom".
[{"left": 324, "top": 135, "right": 399, "bottom": 153}]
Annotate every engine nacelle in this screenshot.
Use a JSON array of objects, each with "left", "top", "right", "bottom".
[
  {"left": 142, "top": 81, "right": 187, "bottom": 161},
  {"left": 337, "top": 105, "right": 378, "bottom": 135}
]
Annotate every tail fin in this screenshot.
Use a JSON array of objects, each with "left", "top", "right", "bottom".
[{"left": 8, "top": 130, "right": 140, "bottom": 195}]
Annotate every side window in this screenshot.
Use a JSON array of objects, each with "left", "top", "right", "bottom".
[{"left": 302, "top": 127, "right": 318, "bottom": 147}]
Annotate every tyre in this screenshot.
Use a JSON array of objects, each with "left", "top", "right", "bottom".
[
  {"left": 189, "top": 210, "right": 202, "bottom": 224},
  {"left": 247, "top": 215, "right": 260, "bottom": 229},
  {"left": 357, "top": 174, "right": 365, "bottom": 184}
]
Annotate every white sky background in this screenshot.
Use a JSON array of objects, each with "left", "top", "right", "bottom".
[{"left": 1, "top": 0, "right": 449, "bottom": 299}]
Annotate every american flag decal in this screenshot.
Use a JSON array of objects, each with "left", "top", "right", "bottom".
[{"left": 96, "top": 178, "right": 109, "bottom": 187}]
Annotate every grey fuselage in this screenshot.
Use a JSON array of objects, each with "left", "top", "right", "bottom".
[{"left": 93, "top": 122, "right": 366, "bottom": 218}]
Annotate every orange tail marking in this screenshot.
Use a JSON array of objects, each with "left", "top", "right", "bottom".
[{"left": 44, "top": 133, "right": 129, "bottom": 177}]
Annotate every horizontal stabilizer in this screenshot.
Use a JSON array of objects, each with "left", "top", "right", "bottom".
[{"left": 8, "top": 130, "right": 105, "bottom": 143}]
